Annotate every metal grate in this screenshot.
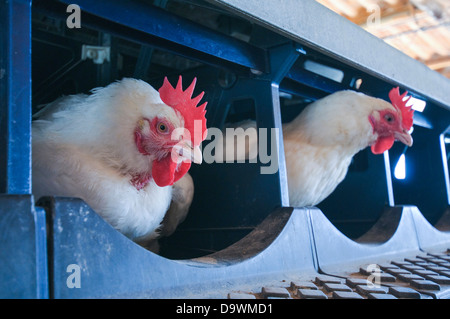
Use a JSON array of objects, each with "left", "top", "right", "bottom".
[{"left": 228, "top": 250, "right": 450, "bottom": 299}]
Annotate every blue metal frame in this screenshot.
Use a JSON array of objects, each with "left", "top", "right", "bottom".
[
  {"left": 0, "top": 195, "right": 48, "bottom": 299},
  {"left": 43, "top": 197, "right": 317, "bottom": 298},
  {"left": 34, "top": 0, "right": 268, "bottom": 73},
  {"left": 0, "top": 0, "right": 32, "bottom": 195},
  {"left": 0, "top": 0, "right": 48, "bottom": 299}
]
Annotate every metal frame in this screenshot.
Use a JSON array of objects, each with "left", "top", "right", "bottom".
[
  {"left": 0, "top": 0, "right": 48, "bottom": 299},
  {"left": 36, "top": 0, "right": 268, "bottom": 73},
  {"left": 208, "top": 0, "right": 450, "bottom": 109},
  {"left": 0, "top": 195, "right": 48, "bottom": 298},
  {"left": 0, "top": 0, "right": 32, "bottom": 195},
  {"left": 1, "top": 0, "right": 449, "bottom": 298},
  {"left": 43, "top": 197, "right": 317, "bottom": 298}
]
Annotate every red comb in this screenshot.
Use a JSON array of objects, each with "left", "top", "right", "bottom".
[
  {"left": 389, "top": 87, "right": 414, "bottom": 130},
  {"left": 159, "top": 76, "right": 207, "bottom": 146}
]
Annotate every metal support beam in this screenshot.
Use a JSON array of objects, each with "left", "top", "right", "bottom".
[
  {"left": 257, "top": 42, "right": 302, "bottom": 206},
  {"left": 168, "top": 43, "right": 300, "bottom": 256},
  {"left": 209, "top": 0, "right": 450, "bottom": 110},
  {"left": 48, "top": 0, "right": 268, "bottom": 73},
  {"left": 0, "top": 0, "right": 32, "bottom": 194},
  {"left": 286, "top": 65, "right": 348, "bottom": 94}
]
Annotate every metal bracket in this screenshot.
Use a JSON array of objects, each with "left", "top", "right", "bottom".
[{"left": 81, "top": 45, "right": 110, "bottom": 64}]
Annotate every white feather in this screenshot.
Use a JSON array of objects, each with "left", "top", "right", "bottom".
[
  {"left": 32, "top": 78, "right": 183, "bottom": 240},
  {"left": 285, "top": 90, "right": 397, "bottom": 206},
  {"left": 221, "top": 90, "right": 397, "bottom": 207}
]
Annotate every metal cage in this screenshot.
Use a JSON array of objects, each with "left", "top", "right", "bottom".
[{"left": 1, "top": 0, "right": 450, "bottom": 298}]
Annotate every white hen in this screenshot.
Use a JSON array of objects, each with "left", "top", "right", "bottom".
[
  {"left": 32, "top": 77, "right": 207, "bottom": 245},
  {"left": 219, "top": 88, "right": 414, "bottom": 207}
]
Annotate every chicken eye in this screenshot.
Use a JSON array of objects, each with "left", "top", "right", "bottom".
[
  {"left": 384, "top": 113, "right": 395, "bottom": 124},
  {"left": 157, "top": 122, "right": 169, "bottom": 134}
]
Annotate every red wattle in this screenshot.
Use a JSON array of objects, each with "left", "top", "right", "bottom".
[
  {"left": 152, "top": 156, "right": 176, "bottom": 187},
  {"left": 371, "top": 136, "right": 395, "bottom": 155},
  {"left": 152, "top": 156, "right": 192, "bottom": 187}
]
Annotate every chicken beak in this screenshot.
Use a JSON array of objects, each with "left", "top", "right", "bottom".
[
  {"left": 191, "top": 145, "right": 203, "bottom": 164},
  {"left": 176, "top": 141, "right": 203, "bottom": 164},
  {"left": 394, "top": 129, "right": 413, "bottom": 147}
]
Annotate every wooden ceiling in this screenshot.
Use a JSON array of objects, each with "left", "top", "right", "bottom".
[{"left": 316, "top": 0, "right": 450, "bottom": 78}]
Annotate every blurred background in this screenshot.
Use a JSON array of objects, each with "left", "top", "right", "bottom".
[{"left": 317, "top": 0, "right": 450, "bottom": 78}]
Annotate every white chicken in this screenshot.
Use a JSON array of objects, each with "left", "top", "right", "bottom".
[
  {"left": 220, "top": 87, "right": 414, "bottom": 207},
  {"left": 32, "top": 76, "right": 207, "bottom": 247}
]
